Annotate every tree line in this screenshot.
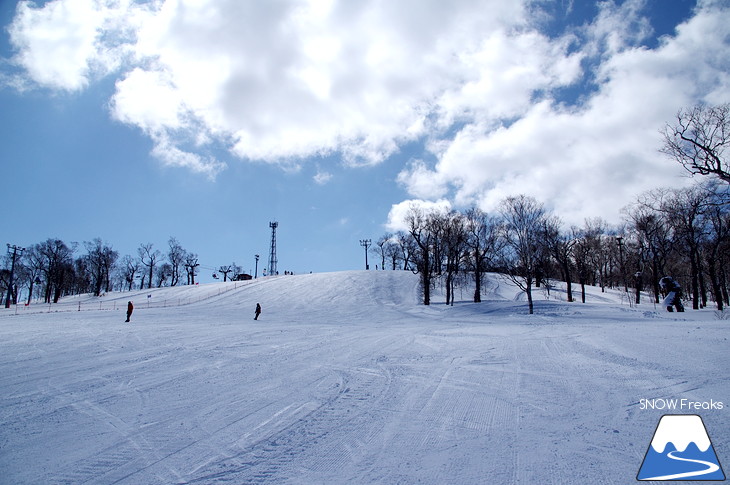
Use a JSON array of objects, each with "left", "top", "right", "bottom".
[
  {"left": 371, "top": 104, "right": 730, "bottom": 314},
  {"left": 372, "top": 181, "right": 729, "bottom": 314},
  {"left": 0, "top": 237, "right": 238, "bottom": 306}
]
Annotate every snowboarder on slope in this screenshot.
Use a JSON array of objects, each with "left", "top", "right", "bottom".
[
  {"left": 659, "top": 277, "right": 684, "bottom": 312},
  {"left": 254, "top": 303, "right": 261, "bottom": 320},
  {"left": 126, "top": 301, "right": 134, "bottom": 322}
]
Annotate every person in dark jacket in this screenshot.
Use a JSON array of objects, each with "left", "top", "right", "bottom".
[
  {"left": 659, "top": 277, "right": 685, "bottom": 312},
  {"left": 126, "top": 301, "right": 134, "bottom": 322},
  {"left": 254, "top": 303, "right": 261, "bottom": 320}
]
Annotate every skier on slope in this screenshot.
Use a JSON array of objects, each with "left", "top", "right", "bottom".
[
  {"left": 659, "top": 277, "right": 685, "bottom": 312},
  {"left": 254, "top": 302, "right": 262, "bottom": 321},
  {"left": 126, "top": 301, "right": 134, "bottom": 322}
]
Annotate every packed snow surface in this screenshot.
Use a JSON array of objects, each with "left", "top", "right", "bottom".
[{"left": 1, "top": 271, "right": 728, "bottom": 484}]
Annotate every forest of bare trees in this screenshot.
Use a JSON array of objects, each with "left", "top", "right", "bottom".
[
  {"left": 372, "top": 180, "right": 729, "bottom": 314},
  {"left": 369, "top": 103, "right": 730, "bottom": 313},
  {"left": 0, "top": 236, "right": 244, "bottom": 306}
]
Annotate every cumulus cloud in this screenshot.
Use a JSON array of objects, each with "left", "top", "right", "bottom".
[
  {"left": 386, "top": 199, "right": 452, "bottom": 232},
  {"left": 7, "top": 0, "right": 141, "bottom": 91},
  {"left": 5, "top": 0, "right": 534, "bottom": 171},
  {"left": 5, "top": 0, "right": 730, "bottom": 225},
  {"left": 396, "top": 0, "right": 730, "bottom": 225}
]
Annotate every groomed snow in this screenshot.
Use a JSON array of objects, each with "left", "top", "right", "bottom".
[{"left": 1, "top": 271, "right": 727, "bottom": 484}]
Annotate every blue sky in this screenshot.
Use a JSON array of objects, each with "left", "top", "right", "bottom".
[{"left": 1, "top": 0, "right": 728, "bottom": 282}]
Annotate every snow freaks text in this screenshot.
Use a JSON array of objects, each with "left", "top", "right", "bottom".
[{"left": 640, "top": 399, "right": 724, "bottom": 411}]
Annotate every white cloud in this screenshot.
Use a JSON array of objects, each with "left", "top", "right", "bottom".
[
  {"left": 385, "top": 199, "right": 452, "bottom": 232},
  {"left": 7, "top": 0, "right": 141, "bottom": 91},
  {"left": 151, "top": 134, "right": 226, "bottom": 179},
  {"left": 5, "top": 0, "right": 730, "bottom": 227},
  {"left": 111, "top": 67, "right": 186, "bottom": 133},
  {"left": 396, "top": 159, "right": 448, "bottom": 200},
  {"left": 8, "top": 0, "right": 104, "bottom": 90},
  {"left": 396, "top": 1, "right": 730, "bottom": 226},
  {"left": 6, "top": 0, "right": 534, "bottom": 171},
  {"left": 313, "top": 171, "right": 333, "bottom": 185}
]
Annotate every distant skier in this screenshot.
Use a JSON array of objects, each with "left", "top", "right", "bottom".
[
  {"left": 254, "top": 303, "right": 262, "bottom": 320},
  {"left": 126, "top": 301, "right": 134, "bottom": 322},
  {"left": 659, "top": 277, "right": 684, "bottom": 312}
]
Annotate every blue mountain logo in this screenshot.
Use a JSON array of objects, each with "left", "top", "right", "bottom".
[{"left": 638, "top": 414, "right": 725, "bottom": 481}]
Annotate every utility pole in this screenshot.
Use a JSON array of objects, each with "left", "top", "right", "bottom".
[
  {"left": 254, "top": 254, "right": 260, "bottom": 279},
  {"left": 359, "top": 239, "right": 371, "bottom": 270},
  {"left": 5, "top": 244, "right": 24, "bottom": 308}
]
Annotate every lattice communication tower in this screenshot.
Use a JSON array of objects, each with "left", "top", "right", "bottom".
[{"left": 268, "top": 221, "right": 278, "bottom": 276}]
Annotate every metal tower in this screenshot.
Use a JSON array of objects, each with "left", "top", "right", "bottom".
[{"left": 268, "top": 221, "right": 278, "bottom": 276}]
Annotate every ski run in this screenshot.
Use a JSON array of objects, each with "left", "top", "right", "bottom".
[{"left": 1, "top": 270, "right": 727, "bottom": 484}]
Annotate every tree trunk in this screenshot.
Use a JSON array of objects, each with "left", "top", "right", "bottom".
[
  {"left": 707, "top": 257, "right": 724, "bottom": 311},
  {"left": 422, "top": 252, "right": 430, "bottom": 306},
  {"left": 474, "top": 264, "right": 482, "bottom": 303},
  {"left": 690, "top": 248, "right": 700, "bottom": 310},
  {"left": 562, "top": 260, "right": 573, "bottom": 302},
  {"left": 26, "top": 280, "right": 34, "bottom": 306}
]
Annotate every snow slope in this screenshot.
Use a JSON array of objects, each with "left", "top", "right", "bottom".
[{"left": 1, "top": 271, "right": 728, "bottom": 484}]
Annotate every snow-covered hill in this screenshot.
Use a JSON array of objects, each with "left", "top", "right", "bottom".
[{"left": 1, "top": 271, "right": 727, "bottom": 484}]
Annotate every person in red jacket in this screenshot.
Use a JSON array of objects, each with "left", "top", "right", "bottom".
[{"left": 126, "top": 301, "right": 134, "bottom": 322}]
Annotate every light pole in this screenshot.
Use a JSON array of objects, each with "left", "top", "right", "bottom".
[
  {"left": 616, "top": 236, "right": 628, "bottom": 294},
  {"left": 359, "top": 239, "right": 371, "bottom": 270},
  {"left": 255, "top": 254, "right": 260, "bottom": 279}
]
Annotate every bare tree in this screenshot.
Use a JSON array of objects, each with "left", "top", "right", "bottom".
[
  {"left": 138, "top": 243, "right": 162, "bottom": 290},
  {"left": 440, "top": 211, "right": 468, "bottom": 306},
  {"left": 651, "top": 185, "right": 712, "bottom": 309},
  {"left": 21, "top": 245, "right": 44, "bottom": 305},
  {"left": 571, "top": 227, "right": 592, "bottom": 303},
  {"left": 383, "top": 236, "right": 402, "bottom": 270},
  {"left": 405, "top": 205, "right": 443, "bottom": 305},
  {"left": 84, "top": 238, "right": 118, "bottom": 296},
  {"left": 463, "top": 208, "right": 499, "bottom": 302},
  {"left": 155, "top": 263, "right": 172, "bottom": 287},
  {"left": 396, "top": 231, "right": 416, "bottom": 271},
  {"left": 168, "top": 237, "right": 186, "bottom": 287},
  {"left": 543, "top": 217, "right": 576, "bottom": 302},
  {"left": 374, "top": 234, "right": 392, "bottom": 271},
  {"left": 701, "top": 184, "right": 730, "bottom": 310},
  {"left": 33, "top": 239, "right": 76, "bottom": 303},
  {"left": 218, "top": 265, "right": 233, "bottom": 281},
  {"left": 185, "top": 253, "right": 200, "bottom": 285},
  {"left": 497, "top": 195, "right": 550, "bottom": 314},
  {"left": 119, "top": 255, "right": 140, "bottom": 291},
  {"left": 662, "top": 103, "right": 730, "bottom": 183},
  {"left": 623, "top": 201, "right": 673, "bottom": 303}
]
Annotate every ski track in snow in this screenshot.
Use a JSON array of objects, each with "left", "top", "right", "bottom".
[{"left": 0, "top": 271, "right": 728, "bottom": 484}]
